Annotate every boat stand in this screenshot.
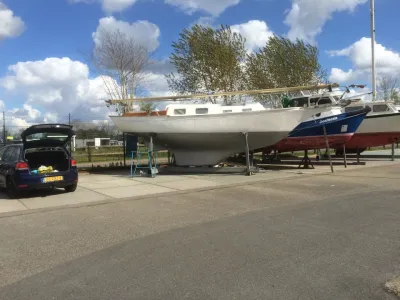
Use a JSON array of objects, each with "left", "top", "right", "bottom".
[
  {"left": 298, "top": 150, "right": 314, "bottom": 169},
  {"left": 356, "top": 148, "right": 361, "bottom": 164},
  {"left": 343, "top": 145, "right": 348, "bottom": 168}
]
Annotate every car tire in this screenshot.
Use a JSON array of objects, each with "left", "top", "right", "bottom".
[
  {"left": 6, "top": 178, "right": 19, "bottom": 199},
  {"left": 64, "top": 183, "right": 77, "bottom": 193}
]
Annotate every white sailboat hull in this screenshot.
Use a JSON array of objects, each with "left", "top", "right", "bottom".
[{"left": 110, "top": 107, "right": 325, "bottom": 166}]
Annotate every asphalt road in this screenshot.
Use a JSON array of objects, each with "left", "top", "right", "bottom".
[{"left": 1, "top": 165, "right": 400, "bottom": 299}]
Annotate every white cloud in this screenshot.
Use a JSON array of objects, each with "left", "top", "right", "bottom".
[
  {"left": 0, "top": 3, "right": 25, "bottom": 41},
  {"left": 328, "top": 37, "right": 400, "bottom": 84},
  {"left": 93, "top": 17, "right": 160, "bottom": 52},
  {"left": 190, "top": 16, "right": 216, "bottom": 28},
  {"left": 102, "top": 0, "right": 138, "bottom": 12},
  {"left": 68, "top": 0, "right": 137, "bottom": 13},
  {"left": 231, "top": 20, "right": 274, "bottom": 53},
  {"left": 329, "top": 68, "right": 362, "bottom": 83},
  {"left": 165, "top": 0, "right": 240, "bottom": 16},
  {"left": 284, "top": 0, "right": 367, "bottom": 44},
  {"left": 141, "top": 72, "right": 173, "bottom": 97},
  {"left": 0, "top": 55, "right": 174, "bottom": 124},
  {"left": 328, "top": 37, "right": 400, "bottom": 71},
  {"left": 0, "top": 57, "right": 113, "bottom": 123}
]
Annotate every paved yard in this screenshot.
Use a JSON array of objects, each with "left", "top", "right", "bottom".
[
  {"left": 0, "top": 159, "right": 396, "bottom": 214},
  {"left": 0, "top": 162, "right": 400, "bottom": 299}
]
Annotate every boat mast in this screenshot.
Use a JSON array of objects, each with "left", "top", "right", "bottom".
[
  {"left": 107, "top": 83, "right": 339, "bottom": 104},
  {"left": 370, "top": 0, "right": 377, "bottom": 101}
]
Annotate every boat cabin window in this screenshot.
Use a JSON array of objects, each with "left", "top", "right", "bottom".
[
  {"left": 291, "top": 97, "right": 309, "bottom": 107},
  {"left": 372, "top": 104, "right": 390, "bottom": 113},
  {"left": 174, "top": 109, "right": 186, "bottom": 115},
  {"left": 309, "top": 98, "right": 319, "bottom": 106},
  {"left": 317, "top": 97, "right": 332, "bottom": 105},
  {"left": 223, "top": 110, "right": 232, "bottom": 113},
  {"left": 242, "top": 108, "right": 252, "bottom": 112},
  {"left": 344, "top": 106, "right": 363, "bottom": 113},
  {"left": 195, "top": 108, "right": 209, "bottom": 114}
]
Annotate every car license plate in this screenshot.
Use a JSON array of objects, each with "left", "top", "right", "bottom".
[{"left": 42, "top": 176, "right": 63, "bottom": 183}]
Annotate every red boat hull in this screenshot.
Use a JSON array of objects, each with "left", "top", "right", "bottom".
[
  {"left": 344, "top": 132, "right": 400, "bottom": 149},
  {"left": 264, "top": 133, "right": 353, "bottom": 153}
]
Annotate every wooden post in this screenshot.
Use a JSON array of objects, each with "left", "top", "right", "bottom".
[
  {"left": 323, "top": 126, "right": 334, "bottom": 173},
  {"left": 343, "top": 145, "right": 347, "bottom": 168},
  {"left": 243, "top": 132, "right": 252, "bottom": 176},
  {"left": 87, "top": 146, "right": 92, "bottom": 163},
  {"left": 122, "top": 133, "right": 126, "bottom": 167},
  {"left": 392, "top": 143, "right": 395, "bottom": 161},
  {"left": 2, "top": 111, "right": 5, "bottom": 146},
  {"left": 149, "top": 135, "right": 154, "bottom": 168}
]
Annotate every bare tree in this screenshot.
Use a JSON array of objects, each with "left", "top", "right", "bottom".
[
  {"left": 377, "top": 75, "right": 400, "bottom": 102},
  {"left": 91, "top": 29, "right": 152, "bottom": 114}
]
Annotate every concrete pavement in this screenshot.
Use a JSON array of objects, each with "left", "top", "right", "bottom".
[
  {"left": 0, "top": 164, "right": 400, "bottom": 299},
  {"left": 0, "top": 159, "right": 397, "bottom": 215}
]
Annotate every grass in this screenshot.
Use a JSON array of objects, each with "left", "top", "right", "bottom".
[
  {"left": 72, "top": 146, "right": 169, "bottom": 164},
  {"left": 72, "top": 144, "right": 399, "bottom": 164}
]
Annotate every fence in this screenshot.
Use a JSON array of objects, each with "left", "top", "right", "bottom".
[{"left": 0, "top": 111, "right": 172, "bottom": 167}]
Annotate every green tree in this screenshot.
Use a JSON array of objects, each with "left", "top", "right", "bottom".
[
  {"left": 246, "top": 36, "right": 327, "bottom": 105},
  {"left": 139, "top": 102, "right": 157, "bottom": 114},
  {"left": 166, "top": 25, "right": 247, "bottom": 104}
]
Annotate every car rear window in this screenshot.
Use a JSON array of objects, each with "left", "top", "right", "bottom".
[{"left": 25, "top": 132, "right": 69, "bottom": 143}]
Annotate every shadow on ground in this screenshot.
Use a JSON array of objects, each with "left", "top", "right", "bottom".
[{"left": 0, "top": 188, "right": 67, "bottom": 200}]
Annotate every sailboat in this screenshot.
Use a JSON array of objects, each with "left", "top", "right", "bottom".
[{"left": 109, "top": 84, "right": 337, "bottom": 166}]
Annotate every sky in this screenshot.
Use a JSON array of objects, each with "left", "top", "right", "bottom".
[{"left": 0, "top": 0, "right": 399, "bottom": 128}]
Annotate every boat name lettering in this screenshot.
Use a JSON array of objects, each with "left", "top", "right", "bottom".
[{"left": 319, "top": 117, "right": 338, "bottom": 124}]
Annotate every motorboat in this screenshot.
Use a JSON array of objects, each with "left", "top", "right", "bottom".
[
  {"left": 262, "top": 106, "right": 370, "bottom": 153},
  {"left": 278, "top": 89, "right": 400, "bottom": 154}
]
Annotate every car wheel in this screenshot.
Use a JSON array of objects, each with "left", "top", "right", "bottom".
[
  {"left": 64, "top": 183, "right": 77, "bottom": 193},
  {"left": 6, "top": 178, "right": 19, "bottom": 199}
]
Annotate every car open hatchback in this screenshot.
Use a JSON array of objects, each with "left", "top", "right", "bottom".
[{"left": 0, "top": 124, "right": 78, "bottom": 198}]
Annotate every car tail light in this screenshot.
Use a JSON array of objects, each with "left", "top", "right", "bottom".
[
  {"left": 71, "top": 159, "right": 77, "bottom": 167},
  {"left": 16, "top": 162, "right": 29, "bottom": 170}
]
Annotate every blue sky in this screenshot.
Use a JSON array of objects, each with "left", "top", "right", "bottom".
[{"left": 0, "top": 0, "right": 399, "bottom": 127}]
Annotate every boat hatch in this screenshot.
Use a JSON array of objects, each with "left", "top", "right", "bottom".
[{"left": 372, "top": 104, "right": 390, "bottom": 113}]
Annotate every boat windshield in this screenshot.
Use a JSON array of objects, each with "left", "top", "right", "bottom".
[{"left": 344, "top": 106, "right": 364, "bottom": 113}]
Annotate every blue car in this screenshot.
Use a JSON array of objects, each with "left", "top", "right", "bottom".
[{"left": 0, "top": 124, "right": 78, "bottom": 198}]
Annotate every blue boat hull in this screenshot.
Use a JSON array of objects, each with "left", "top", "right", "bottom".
[{"left": 266, "top": 107, "right": 370, "bottom": 153}]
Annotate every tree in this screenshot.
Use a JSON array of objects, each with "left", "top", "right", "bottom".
[
  {"left": 91, "top": 28, "right": 152, "bottom": 115},
  {"left": 377, "top": 75, "right": 400, "bottom": 103},
  {"left": 139, "top": 102, "right": 157, "bottom": 115},
  {"left": 166, "top": 25, "right": 247, "bottom": 104},
  {"left": 246, "top": 36, "right": 327, "bottom": 106}
]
